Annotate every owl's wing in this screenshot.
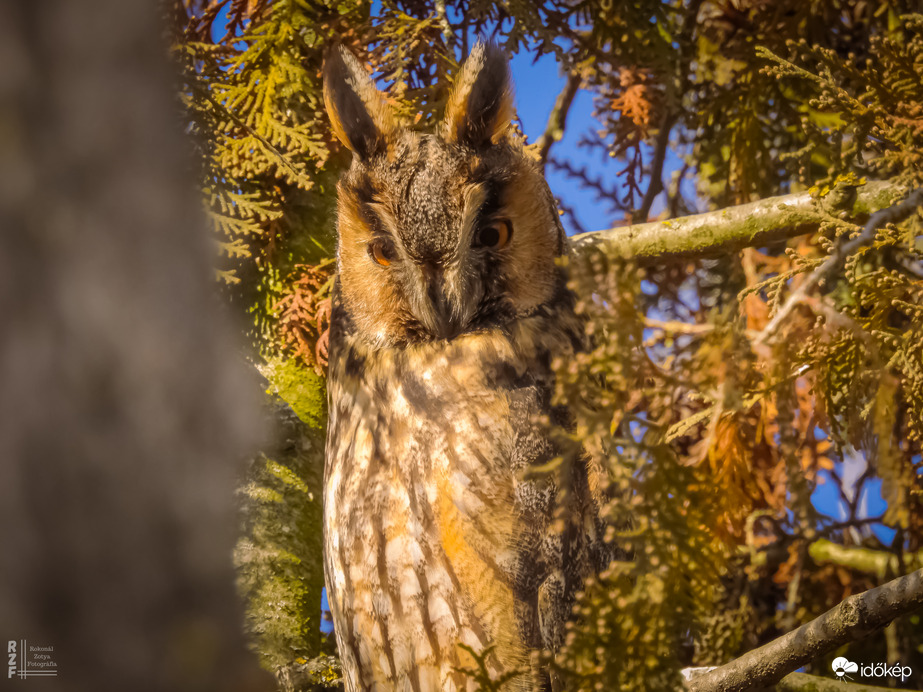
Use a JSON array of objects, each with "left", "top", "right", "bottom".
[{"left": 502, "top": 371, "right": 611, "bottom": 654}]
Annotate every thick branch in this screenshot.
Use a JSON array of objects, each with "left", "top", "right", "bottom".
[
  {"left": 568, "top": 180, "right": 906, "bottom": 261},
  {"left": 684, "top": 669, "right": 897, "bottom": 692},
  {"left": 686, "top": 568, "right": 923, "bottom": 692},
  {"left": 534, "top": 71, "right": 581, "bottom": 165},
  {"left": 809, "top": 539, "right": 923, "bottom": 579},
  {"left": 775, "top": 672, "right": 897, "bottom": 691}
]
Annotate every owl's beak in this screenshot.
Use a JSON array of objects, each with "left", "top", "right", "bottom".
[{"left": 421, "top": 263, "right": 459, "bottom": 340}]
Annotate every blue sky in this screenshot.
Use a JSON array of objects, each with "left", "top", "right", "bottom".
[
  {"left": 210, "top": 3, "right": 684, "bottom": 235},
  {"left": 508, "top": 50, "right": 613, "bottom": 234},
  {"left": 508, "top": 50, "right": 692, "bottom": 235}
]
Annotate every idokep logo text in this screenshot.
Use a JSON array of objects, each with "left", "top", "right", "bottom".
[{"left": 832, "top": 656, "right": 912, "bottom": 683}]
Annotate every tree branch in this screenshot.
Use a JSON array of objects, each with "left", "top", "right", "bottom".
[
  {"left": 684, "top": 669, "right": 898, "bottom": 692},
  {"left": 567, "top": 180, "right": 908, "bottom": 262},
  {"left": 534, "top": 70, "right": 581, "bottom": 166},
  {"left": 809, "top": 539, "right": 923, "bottom": 579},
  {"left": 776, "top": 672, "right": 897, "bottom": 691},
  {"left": 633, "top": 110, "right": 677, "bottom": 222},
  {"left": 685, "top": 568, "right": 923, "bottom": 692},
  {"left": 434, "top": 0, "right": 454, "bottom": 49}
]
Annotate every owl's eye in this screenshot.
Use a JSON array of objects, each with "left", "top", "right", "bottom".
[
  {"left": 474, "top": 219, "right": 512, "bottom": 250},
  {"left": 368, "top": 238, "right": 396, "bottom": 266}
]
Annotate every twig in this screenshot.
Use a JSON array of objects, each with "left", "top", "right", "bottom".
[
  {"left": 555, "top": 197, "right": 588, "bottom": 235},
  {"left": 642, "top": 318, "right": 715, "bottom": 335},
  {"left": 668, "top": 159, "right": 693, "bottom": 218},
  {"left": 549, "top": 156, "right": 626, "bottom": 212},
  {"left": 753, "top": 187, "right": 923, "bottom": 346},
  {"left": 434, "top": 0, "right": 454, "bottom": 50},
  {"left": 685, "top": 568, "right": 923, "bottom": 692},
  {"left": 533, "top": 70, "right": 581, "bottom": 166},
  {"left": 820, "top": 515, "right": 886, "bottom": 536},
  {"left": 633, "top": 110, "right": 677, "bottom": 222},
  {"left": 632, "top": 0, "right": 698, "bottom": 222}
]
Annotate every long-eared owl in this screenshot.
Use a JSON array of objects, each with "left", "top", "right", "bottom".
[{"left": 323, "top": 43, "right": 608, "bottom": 691}]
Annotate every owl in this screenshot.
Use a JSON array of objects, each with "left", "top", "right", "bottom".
[{"left": 323, "top": 43, "right": 609, "bottom": 692}]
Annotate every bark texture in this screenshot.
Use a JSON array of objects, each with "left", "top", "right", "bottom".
[
  {"left": 686, "top": 569, "right": 923, "bottom": 692},
  {"left": 570, "top": 180, "right": 906, "bottom": 261},
  {"left": 0, "top": 2, "right": 269, "bottom": 690}
]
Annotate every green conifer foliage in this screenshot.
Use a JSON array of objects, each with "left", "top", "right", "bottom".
[
  {"left": 551, "top": 251, "right": 727, "bottom": 691},
  {"left": 174, "top": 2, "right": 923, "bottom": 689},
  {"left": 175, "top": 3, "right": 362, "bottom": 685}
]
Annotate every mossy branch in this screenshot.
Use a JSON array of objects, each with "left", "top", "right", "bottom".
[
  {"left": 685, "top": 568, "right": 923, "bottom": 692},
  {"left": 809, "top": 538, "right": 923, "bottom": 580},
  {"left": 568, "top": 180, "right": 908, "bottom": 261}
]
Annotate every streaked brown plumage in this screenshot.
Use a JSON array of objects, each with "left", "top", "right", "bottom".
[{"left": 323, "top": 43, "right": 608, "bottom": 691}]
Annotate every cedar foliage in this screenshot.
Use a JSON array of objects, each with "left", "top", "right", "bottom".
[{"left": 173, "top": 1, "right": 923, "bottom": 689}]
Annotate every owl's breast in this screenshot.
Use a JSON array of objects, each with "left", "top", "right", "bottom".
[{"left": 324, "top": 315, "right": 579, "bottom": 691}]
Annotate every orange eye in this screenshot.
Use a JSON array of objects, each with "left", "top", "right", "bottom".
[
  {"left": 475, "top": 219, "right": 512, "bottom": 249},
  {"left": 369, "top": 238, "right": 395, "bottom": 266}
]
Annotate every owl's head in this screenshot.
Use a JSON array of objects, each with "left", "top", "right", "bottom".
[{"left": 324, "top": 43, "right": 566, "bottom": 347}]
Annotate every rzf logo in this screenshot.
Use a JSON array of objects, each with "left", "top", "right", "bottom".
[{"left": 8, "top": 641, "right": 16, "bottom": 679}]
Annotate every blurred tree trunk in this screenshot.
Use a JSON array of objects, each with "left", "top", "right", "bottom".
[{"left": 0, "top": 1, "right": 270, "bottom": 690}]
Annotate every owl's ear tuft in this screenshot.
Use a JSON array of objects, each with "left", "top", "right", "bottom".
[
  {"left": 442, "top": 42, "right": 514, "bottom": 148},
  {"left": 323, "top": 46, "right": 396, "bottom": 161}
]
